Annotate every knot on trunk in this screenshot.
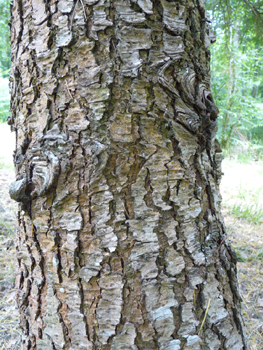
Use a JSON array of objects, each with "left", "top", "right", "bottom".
[
  {"left": 9, "top": 178, "right": 35, "bottom": 203},
  {"left": 9, "top": 151, "right": 60, "bottom": 203}
]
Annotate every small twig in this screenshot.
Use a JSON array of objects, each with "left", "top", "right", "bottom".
[
  {"left": 218, "top": 236, "right": 227, "bottom": 251},
  {"left": 70, "top": 0, "right": 79, "bottom": 30},
  {"left": 214, "top": 82, "right": 226, "bottom": 99},
  {"left": 241, "top": 0, "right": 263, "bottom": 23},
  {"left": 199, "top": 298, "right": 211, "bottom": 334},
  {"left": 65, "top": 81, "right": 73, "bottom": 99},
  {"left": 80, "top": 0, "right": 87, "bottom": 20}
]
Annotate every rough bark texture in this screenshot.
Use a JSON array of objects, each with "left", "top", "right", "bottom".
[{"left": 10, "top": 0, "right": 249, "bottom": 349}]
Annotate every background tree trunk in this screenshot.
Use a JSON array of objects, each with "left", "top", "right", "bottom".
[{"left": 10, "top": 0, "right": 249, "bottom": 349}]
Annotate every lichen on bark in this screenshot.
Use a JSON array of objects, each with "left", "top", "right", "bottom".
[{"left": 10, "top": 0, "right": 249, "bottom": 349}]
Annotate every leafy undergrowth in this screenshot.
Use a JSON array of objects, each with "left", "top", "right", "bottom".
[{"left": 221, "top": 156, "right": 263, "bottom": 349}]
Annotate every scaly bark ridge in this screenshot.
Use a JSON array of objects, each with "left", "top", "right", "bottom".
[{"left": 10, "top": 0, "right": 249, "bottom": 349}]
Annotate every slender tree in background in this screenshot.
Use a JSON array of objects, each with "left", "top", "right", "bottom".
[
  {"left": 10, "top": 0, "right": 249, "bottom": 349},
  {"left": 207, "top": 0, "right": 263, "bottom": 150}
]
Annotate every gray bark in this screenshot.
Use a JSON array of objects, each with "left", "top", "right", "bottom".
[{"left": 10, "top": 0, "right": 249, "bottom": 349}]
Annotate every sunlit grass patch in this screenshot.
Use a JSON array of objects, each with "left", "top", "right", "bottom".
[
  {"left": 234, "top": 244, "right": 263, "bottom": 263},
  {"left": 0, "top": 220, "right": 14, "bottom": 236},
  {"left": 230, "top": 204, "right": 263, "bottom": 224},
  {"left": 235, "top": 249, "right": 248, "bottom": 262},
  {"left": 0, "top": 158, "right": 14, "bottom": 171},
  {"left": 249, "top": 245, "right": 263, "bottom": 262},
  {"left": 235, "top": 184, "right": 263, "bottom": 203}
]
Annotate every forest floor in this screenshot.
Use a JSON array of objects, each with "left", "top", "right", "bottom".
[
  {"left": 0, "top": 123, "right": 21, "bottom": 349},
  {"left": 221, "top": 158, "right": 263, "bottom": 349},
  {"left": 0, "top": 122, "right": 262, "bottom": 349}
]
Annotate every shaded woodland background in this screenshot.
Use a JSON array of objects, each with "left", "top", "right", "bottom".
[{"left": 207, "top": 0, "right": 263, "bottom": 154}]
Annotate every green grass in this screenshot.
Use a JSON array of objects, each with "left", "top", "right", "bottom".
[
  {"left": 230, "top": 203, "right": 263, "bottom": 224},
  {"left": 249, "top": 246, "right": 263, "bottom": 261},
  {"left": 0, "top": 157, "right": 14, "bottom": 170},
  {"left": 235, "top": 250, "right": 247, "bottom": 262},
  {"left": 252, "top": 245, "right": 263, "bottom": 261},
  {"left": 240, "top": 245, "right": 263, "bottom": 262},
  {"left": 0, "top": 221, "right": 14, "bottom": 236},
  {"left": 236, "top": 185, "right": 263, "bottom": 203}
]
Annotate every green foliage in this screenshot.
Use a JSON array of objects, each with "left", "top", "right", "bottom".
[
  {"left": 0, "top": 0, "right": 11, "bottom": 123},
  {"left": 0, "top": 0, "right": 10, "bottom": 74},
  {"left": 207, "top": 0, "right": 263, "bottom": 151}
]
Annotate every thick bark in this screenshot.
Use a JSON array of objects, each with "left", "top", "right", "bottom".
[{"left": 10, "top": 0, "right": 249, "bottom": 349}]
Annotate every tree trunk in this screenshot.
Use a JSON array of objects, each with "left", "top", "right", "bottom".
[{"left": 10, "top": 0, "right": 249, "bottom": 349}]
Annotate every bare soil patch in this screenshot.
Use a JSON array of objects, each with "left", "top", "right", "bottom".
[
  {"left": 222, "top": 210, "right": 263, "bottom": 349},
  {"left": 0, "top": 167, "right": 21, "bottom": 350}
]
